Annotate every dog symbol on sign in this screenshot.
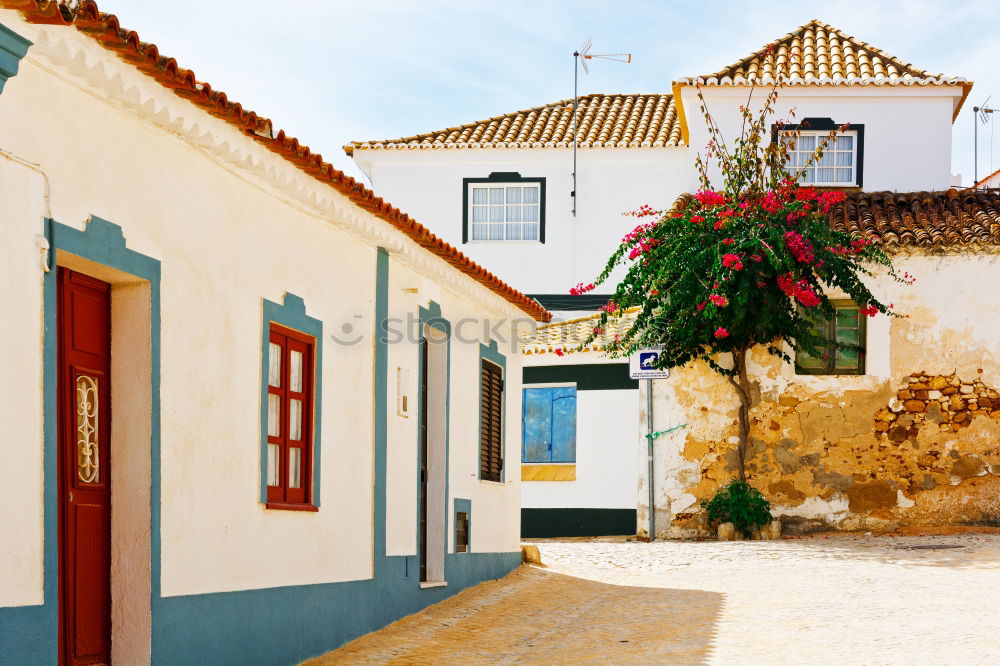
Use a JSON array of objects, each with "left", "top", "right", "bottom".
[{"left": 640, "top": 352, "right": 659, "bottom": 369}]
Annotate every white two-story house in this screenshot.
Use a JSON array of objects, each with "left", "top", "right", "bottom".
[{"left": 348, "top": 20, "right": 996, "bottom": 538}]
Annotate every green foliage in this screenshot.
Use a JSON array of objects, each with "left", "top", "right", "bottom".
[{"left": 702, "top": 480, "right": 772, "bottom": 538}]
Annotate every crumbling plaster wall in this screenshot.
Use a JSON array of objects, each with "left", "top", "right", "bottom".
[{"left": 647, "top": 251, "right": 1000, "bottom": 536}]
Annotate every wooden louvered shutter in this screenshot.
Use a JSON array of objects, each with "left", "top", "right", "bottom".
[{"left": 479, "top": 360, "right": 504, "bottom": 482}]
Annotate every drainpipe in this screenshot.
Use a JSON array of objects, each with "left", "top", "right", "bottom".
[
  {"left": 1, "top": 145, "right": 52, "bottom": 272},
  {"left": 646, "top": 378, "right": 654, "bottom": 541}
]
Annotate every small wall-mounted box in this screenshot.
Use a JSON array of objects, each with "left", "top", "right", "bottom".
[{"left": 397, "top": 367, "right": 411, "bottom": 417}]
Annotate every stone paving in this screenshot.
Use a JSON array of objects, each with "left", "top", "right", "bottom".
[{"left": 308, "top": 532, "right": 1000, "bottom": 665}]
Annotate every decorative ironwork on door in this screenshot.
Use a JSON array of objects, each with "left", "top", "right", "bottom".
[{"left": 76, "top": 374, "right": 100, "bottom": 483}]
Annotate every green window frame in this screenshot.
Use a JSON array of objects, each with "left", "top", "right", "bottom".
[{"left": 795, "top": 299, "right": 866, "bottom": 376}]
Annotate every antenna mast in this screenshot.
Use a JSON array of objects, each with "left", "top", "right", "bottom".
[
  {"left": 973, "top": 97, "right": 995, "bottom": 187},
  {"left": 572, "top": 39, "right": 630, "bottom": 216}
]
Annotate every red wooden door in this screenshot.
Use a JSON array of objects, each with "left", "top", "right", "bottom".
[{"left": 58, "top": 268, "right": 112, "bottom": 665}]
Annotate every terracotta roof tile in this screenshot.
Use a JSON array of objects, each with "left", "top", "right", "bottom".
[
  {"left": 831, "top": 190, "right": 1000, "bottom": 249},
  {"left": 345, "top": 93, "right": 684, "bottom": 155},
  {"left": 3, "top": 0, "right": 550, "bottom": 322},
  {"left": 684, "top": 19, "right": 967, "bottom": 90},
  {"left": 520, "top": 308, "right": 639, "bottom": 355}
]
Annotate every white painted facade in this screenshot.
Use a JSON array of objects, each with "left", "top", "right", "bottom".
[
  {"left": 354, "top": 147, "right": 689, "bottom": 295},
  {"left": 683, "top": 85, "right": 962, "bottom": 193},
  {"left": 0, "top": 10, "right": 530, "bottom": 663}
]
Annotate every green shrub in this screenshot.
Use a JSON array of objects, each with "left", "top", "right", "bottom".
[{"left": 702, "top": 480, "right": 772, "bottom": 538}]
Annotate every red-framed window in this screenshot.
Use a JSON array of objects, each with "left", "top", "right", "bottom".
[{"left": 266, "top": 323, "right": 316, "bottom": 510}]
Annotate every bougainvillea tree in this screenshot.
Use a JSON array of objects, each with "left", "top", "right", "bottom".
[{"left": 576, "top": 51, "right": 907, "bottom": 483}]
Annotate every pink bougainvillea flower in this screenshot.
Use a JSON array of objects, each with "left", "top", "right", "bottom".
[
  {"left": 859, "top": 306, "right": 878, "bottom": 317},
  {"left": 694, "top": 190, "right": 727, "bottom": 207},
  {"left": 696, "top": 301, "right": 707, "bottom": 311},
  {"left": 761, "top": 191, "right": 783, "bottom": 213},
  {"left": 784, "top": 231, "right": 815, "bottom": 264},
  {"left": 569, "top": 282, "right": 596, "bottom": 296},
  {"left": 553, "top": 348, "right": 564, "bottom": 356},
  {"left": 722, "top": 253, "right": 744, "bottom": 270},
  {"left": 690, "top": 215, "right": 705, "bottom": 225},
  {"left": 750, "top": 254, "right": 763, "bottom": 263},
  {"left": 709, "top": 294, "right": 728, "bottom": 307},
  {"left": 795, "top": 186, "right": 818, "bottom": 201},
  {"left": 722, "top": 238, "right": 735, "bottom": 246},
  {"left": 715, "top": 327, "right": 729, "bottom": 339},
  {"left": 777, "top": 273, "right": 821, "bottom": 307},
  {"left": 818, "top": 190, "right": 847, "bottom": 213}
]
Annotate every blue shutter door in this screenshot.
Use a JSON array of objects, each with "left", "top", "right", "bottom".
[
  {"left": 522, "top": 388, "right": 552, "bottom": 463},
  {"left": 550, "top": 388, "right": 577, "bottom": 463}
]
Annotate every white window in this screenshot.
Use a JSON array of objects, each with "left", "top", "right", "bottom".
[
  {"left": 783, "top": 131, "right": 858, "bottom": 186},
  {"left": 468, "top": 183, "right": 541, "bottom": 241}
]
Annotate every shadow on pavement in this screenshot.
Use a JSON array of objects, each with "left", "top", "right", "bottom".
[{"left": 305, "top": 565, "right": 723, "bottom": 665}]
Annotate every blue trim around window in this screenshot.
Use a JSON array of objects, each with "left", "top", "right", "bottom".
[
  {"left": 462, "top": 172, "right": 546, "bottom": 243},
  {"left": 479, "top": 339, "right": 508, "bottom": 482},
  {"left": 259, "top": 293, "right": 324, "bottom": 506},
  {"left": 0, "top": 23, "right": 32, "bottom": 94},
  {"left": 454, "top": 498, "right": 472, "bottom": 553}
]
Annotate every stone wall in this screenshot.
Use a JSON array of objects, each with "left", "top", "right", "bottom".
[{"left": 644, "top": 252, "right": 1000, "bottom": 537}]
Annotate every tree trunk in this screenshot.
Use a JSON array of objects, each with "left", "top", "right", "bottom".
[{"left": 727, "top": 346, "right": 753, "bottom": 483}]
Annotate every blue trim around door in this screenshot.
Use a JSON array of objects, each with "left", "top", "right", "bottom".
[
  {"left": 0, "top": 216, "right": 161, "bottom": 666},
  {"left": 415, "top": 301, "right": 452, "bottom": 578}
]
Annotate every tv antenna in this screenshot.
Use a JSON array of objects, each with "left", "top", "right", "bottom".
[
  {"left": 572, "top": 39, "right": 631, "bottom": 216},
  {"left": 973, "top": 96, "right": 995, "bottom": 187}
]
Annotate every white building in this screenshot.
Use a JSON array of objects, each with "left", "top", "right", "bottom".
[
  {"left": 0, "top": 3, "right": 549, "bottom": 663},
  {"left": 348, "top": 20, "right": 981, "bottom": 537}
]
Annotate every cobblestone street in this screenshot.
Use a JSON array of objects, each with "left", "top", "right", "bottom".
[{"left": 309, "top": 532, "right": 1000, "bottom": 665}]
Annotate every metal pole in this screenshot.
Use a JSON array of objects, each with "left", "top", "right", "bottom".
[
  {"left": 646, "top": 378, "right": 655, "bottom": 541},
  {"left": 572, "top": 51, "right": 578, "bottom": 217},
  {"left": 975, "top": 106, "right": 979, "bottom": 186}
]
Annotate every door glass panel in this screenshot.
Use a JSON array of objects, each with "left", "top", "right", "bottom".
[
  {"left": 267, "top": 443, "right": 280, "bottom": 486},
  {"left": 268, "top": 342, "right": 281, "bottom": 387},
  {"left": 289, "top": 399, "right": 302, "bottom": 440},
  {"left": 76, "top": 374, "right": 100, "bottom": 483},
  {"left": 290, "top": 350, "right": 303, "bottom": 392},
  {"left": 289, "top": 447, "right": 302, "bottom": 489},
  {"left": 267, "top": 393, "right": 281, "bottom": 437}
]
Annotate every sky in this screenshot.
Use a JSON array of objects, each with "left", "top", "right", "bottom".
[{"left": 101, "top": 0, "right": 999, "bottom": 187}]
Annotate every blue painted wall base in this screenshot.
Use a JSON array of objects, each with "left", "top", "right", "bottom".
[{"left": 153, "top": 552, "right": 520, "bottom": 665}]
